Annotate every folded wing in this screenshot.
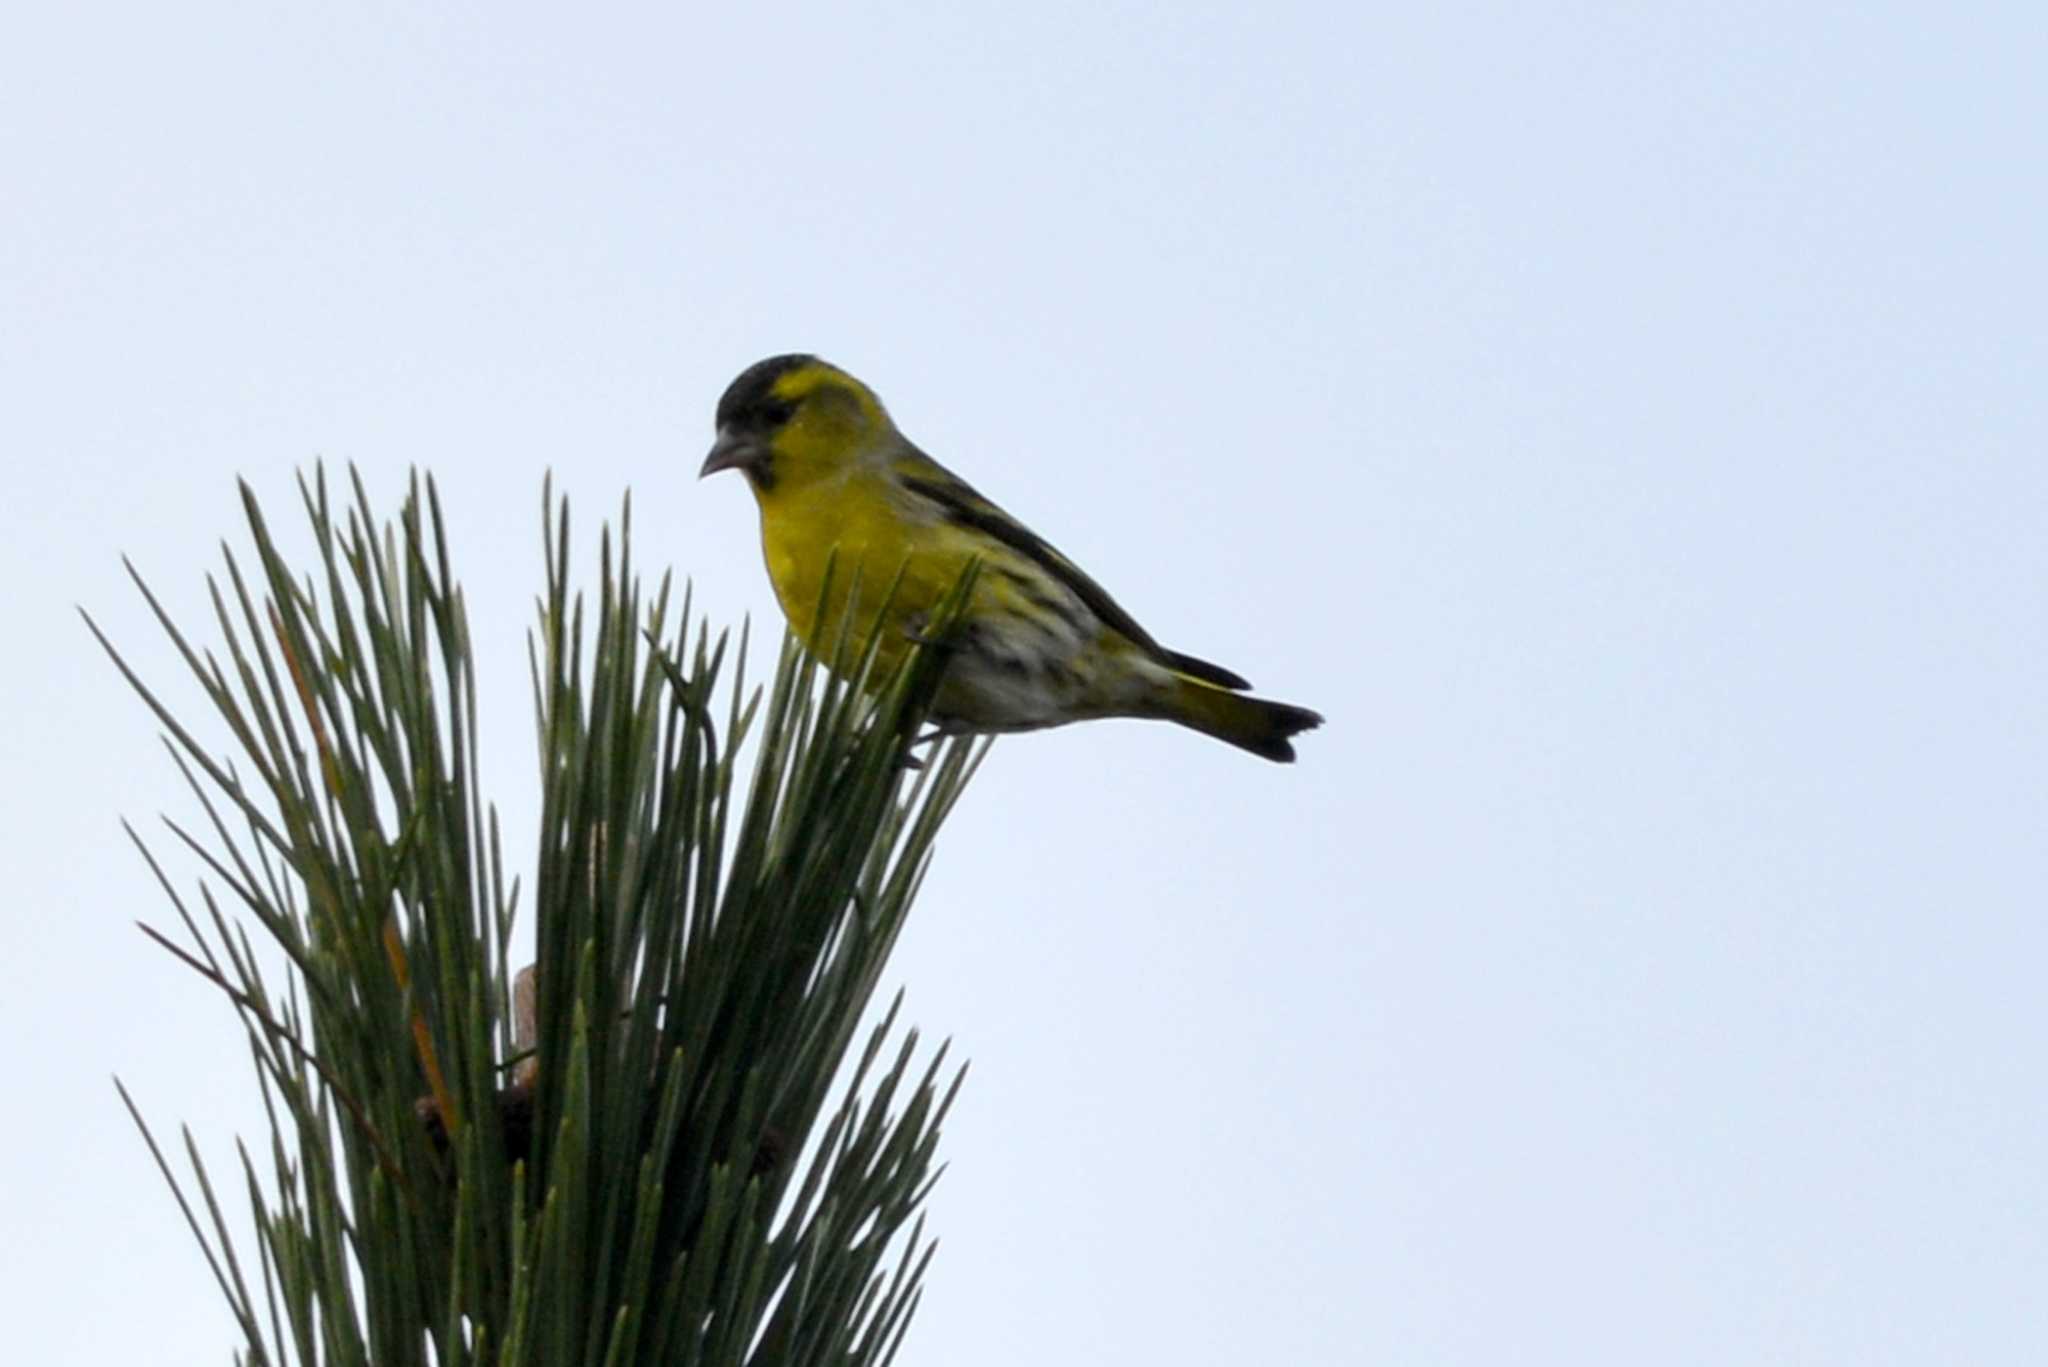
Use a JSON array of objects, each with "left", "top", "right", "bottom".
[{"left": 894, "top": 452, "right": 1253, "bottom": 692}]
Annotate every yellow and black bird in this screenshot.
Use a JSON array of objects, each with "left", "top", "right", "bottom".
[{"left": 700, "top": 355, "right": 1323, "bottom": 761}]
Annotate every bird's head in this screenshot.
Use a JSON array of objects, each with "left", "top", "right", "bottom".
[{"left": 701, "top": 354, "right": 894, "bottom": 497}]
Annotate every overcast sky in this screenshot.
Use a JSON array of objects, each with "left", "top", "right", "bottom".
[{"left": 5, "top": 4, "right": 2043, "bottom": 1364}]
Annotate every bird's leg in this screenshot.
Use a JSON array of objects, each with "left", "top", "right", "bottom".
[{"left": 894, "top": 727, "right": 952, "bottom": 772}]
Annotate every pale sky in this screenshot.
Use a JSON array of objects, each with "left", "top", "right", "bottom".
[{"left": 5, "top": 4, "right": 2044, "bottom": 1364}]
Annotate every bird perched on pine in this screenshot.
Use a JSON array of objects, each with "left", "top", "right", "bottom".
[{"left": 700, "top": 354, "right": 1323, "bottom": 761}]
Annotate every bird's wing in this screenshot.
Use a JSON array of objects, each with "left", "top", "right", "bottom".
[{"left": 892, "top": 447, "right": 1252, "bottom": 691}]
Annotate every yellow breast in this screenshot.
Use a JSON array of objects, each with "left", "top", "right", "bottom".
[{"left": 757, "top": 471, "right": 976, "bottom": 679}]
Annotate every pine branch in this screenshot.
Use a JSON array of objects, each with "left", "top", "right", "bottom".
[{"left": 95, "top": 467, "right": 983, "bottom": 1367}]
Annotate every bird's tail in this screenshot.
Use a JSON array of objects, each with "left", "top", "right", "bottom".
[{"left": 1167, "top": 678, "right": 1324, "bottom": 763}]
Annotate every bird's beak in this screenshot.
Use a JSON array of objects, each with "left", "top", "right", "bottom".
[{"left": 700, "top": 428, "right": 765, "bottom": 480}]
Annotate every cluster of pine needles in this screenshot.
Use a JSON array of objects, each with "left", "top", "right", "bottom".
[{"left": 89, "top": 468, "right": 986, "bottom": 1367}]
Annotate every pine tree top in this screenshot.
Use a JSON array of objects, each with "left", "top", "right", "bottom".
[{"left": 92, "top": 467, "right": 982, "bottom": 1367}]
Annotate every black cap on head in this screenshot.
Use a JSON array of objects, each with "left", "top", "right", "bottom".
[{"left": 715, "top": 354, "right": 817, "bottom": 433}]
